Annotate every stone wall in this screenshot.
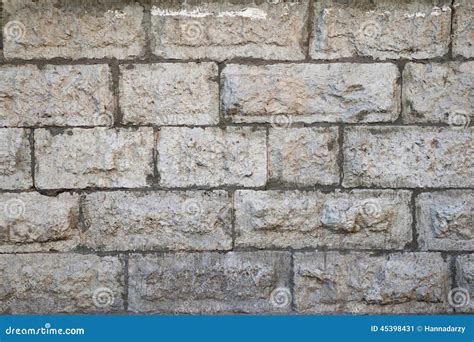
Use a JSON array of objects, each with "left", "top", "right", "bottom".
[{"left": 0, "top": 0, "right": 472, "bottom": 314}]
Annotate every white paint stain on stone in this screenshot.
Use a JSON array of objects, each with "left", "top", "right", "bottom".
[
  {"left": 151, "top": 6, "right": 267, "bottom": 20},
  {"left": 431, "top": 5, "right": 451, "bottom": 16},
  {"left": 106, "top": 9, "right": 126, "bottom": 19}
]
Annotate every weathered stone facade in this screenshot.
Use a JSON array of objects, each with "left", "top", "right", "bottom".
[{"left": 0, "top": 0, "right": 472, "bottom": 315}]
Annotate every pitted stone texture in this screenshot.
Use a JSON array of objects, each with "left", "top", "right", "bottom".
[
  {"left": 82, "top": 191, "right": 232, "bottom": 251},
  {"left": 417, "top": 191, "right": 473, "bottom": 251},
  {"left": 128, "top": 251, "right": 291, "bottom": 313},
  {"left": 453, "top": 0, "right": 474, "bottom": 58},
  {"left": 455, "top": 254, "right": 473, "bottom": 312},
  {"left": 221, "top": 64, "right": 400, "bottom": 123},
  {"left": 310, "top": 0, "right": 451, "bottom": 60},
  {"left": 235, "top": 190, "right": 412, "bottom": 249},
  {"left": 269, "top": 127, "right": 339, "bottom": 186},
  {"left": 403, "top": 62, "right": 474, "bottom": 124},
  {"left": 0, "top": 254, "right": 124, "bottom": 314},
  {"left": 120, "top": 63, "right": 219, "bottom": 126},
  {"left": 157, "top": 127, "right": 266, "bottom": 187},
  {"left": 0, "top": 128, "right": 31, "bottom": 190},
  {"left": 0, "top": 65, "right": 114, "bottom": 127},
  {"left": 150, "top": 1, "right": 308, "bottom": 61},
  {"left": 0, "top": 192, "right": 79, "bottom": 252},
  {"left": 2, "top": 0, "right": 146, "bottom": 60},
  {"left": 294, "top": 252, "right": 451, "bottom": 314},
  {"left": 343, "top": 127, "right": 474, "bottom": 188},
  {"left": 35, "top": 128, "right": 154, "bottom": 189}
]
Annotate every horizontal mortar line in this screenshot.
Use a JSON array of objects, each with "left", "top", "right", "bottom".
[
  {"left": 1, "top": 186, "right": 473, "bottom": 195},
  {"left": 1, "top": 311, "right": 467, "bottom": 317},
  {"left": 221, "top": 122, "right": 474, "bottom": 128},
  {"left": 1, "top": 248, "right": 472, "bottom": 256},
  {"left": 0, "top": 56, "right": 473, "bottom": 66},
  {"left": 3, "top": 122, "right": 473, "bottom": 130}
]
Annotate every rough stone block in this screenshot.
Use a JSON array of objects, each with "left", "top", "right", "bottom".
[
  {"left": 0, "top": 65, "right": 114, "bottom": 127},
  {"left": 82, "top": 191, "right": 232, "bottom": 251},
  {"left": 120, "top": 63, "right": 219, "bottom": 125},
  {"left": 343, "top": 127, "right": 474, "bottom": 188},
  {"left": 35, "top": 128, "right": 154, "bottom": 189},
  {"left": 310, "top": 0, "right": 451, "bottom": 60},
  {"left": 403, "top": 62, "right": 473, "bottom": 125},
  {"left": 269, "top": 127, "right": 339, "bottom": 185},
  {"left": 221, "top": 63, "right": 400, "bottom": 123},
  {"left": 453, "top": 0, "right": 474, "bottom": 58},
  {"left": 0, "top": 254, "right": 124, "bottom": 314},
  {"left": 234, "top": 190, "right": 412, "bottom": 249},
  {"left": 417, "top": 191, "right": 473, "bottom": 251},
  {"left": 2, "top": 0, "right": 146, "bottom": 59},
  {"left": 294, "top": 252, "right": 451, "bottom": 313},
  {"left": 157, "top": 127, "right": 267, "bottom": 187},
  {"left": 454, "top": 254, "right": 473, "bottom": 312},
  {"left": 0, "top": 192, "right": 79, "bottom": 252},
  {"left": 150, "top": 0, "right": 309, "bottom": 61},
  {"left": 128, "top": 251, "right": 292, "bottom": 313},
  {"left": 0, "top": 128, "right": 32, "bottom": 190}
]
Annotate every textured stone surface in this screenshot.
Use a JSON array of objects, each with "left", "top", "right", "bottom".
[
  {"left": 120, "top": 63, "right": 219, "bottom": 125},
  {"left": 0, "top": 254, "right": 124, "bottom": 314},
  {"left": 157, "top": 127, "right": 266, "bottom": 187},
  {"left": 453, "top": 0, "right": 474, "bottom": 58},
  {"left": 403, "top": 62, "right": 474, "bottom": 124},
  {"left": 35, "top": 128, "right": 154, "bottom": 189},
  {"left": 0, "top": 192, "right": 79, "bottom": 252},
  {"left": 128, "top": 251, "right": 292, "bottom": 313},
  {"left": 311, "top": 0, "right": 451, "bottom": 60},
  {"left": 82, "top": 191, "right": 232, "bottom": 251},
  {"left": 0, "top": 65, "right": 114, "bottom": 127},
  {"left": 0, "top": 128, "right": 32, "bottom": 190},
  {"left": 221, "top": 63, "right": 400, "bottom": 123},
  {"left": 2, "top": 0, "right": 146, "bottom": 60},
  {"left": 235, "top": 190, "right": 412, "bottom": 249},
  {"left": 294, "top": 252, "right": 451, "bottom": 313},
  {"left": 0, "top": 1, "right": 472, "bottom": 316},
  {"left": 269, "top": 127, "right": 339, "bottom": 186},
  {"left": 343, "top": 127, "right": 474, "bottom": 188},
  {"left": 150, "top": 0, "right": 308, "bottom": 61},
  {"left": 455, "top": 254, "right": 473, "bottom": 311},
  {"left": 417, "top": 191, "right": 473, "bottom": 251}
]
